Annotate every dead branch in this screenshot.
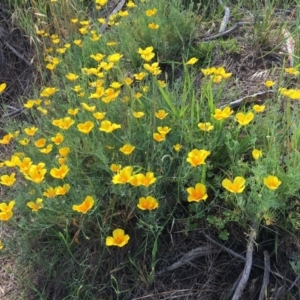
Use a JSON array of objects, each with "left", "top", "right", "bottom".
[
  {"left": 156, "top": 245, "right": 219, "bottom": 276},
  {"left": 232, "top": 223, "right": 258, "bottom": 300},
  {"left": 258, "top": 250, "right": 270, "bottom": 300}
]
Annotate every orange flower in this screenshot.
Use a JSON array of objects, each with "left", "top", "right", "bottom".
[
  {"left": 186, "top": 149, "right": 211, "bottom": 167},
  {"left": 106, "top": 228, "right": 130, "bottom": 247},
  {"left": 130, "top": 172, "right": 156, "bottom": 187},
  {"left": 50, "top": 165, "right": 69, "bottom": 179},
  {"left": 186, "top": 183, "right": 208, "bottom": 202},
  {"left": 137, "top": 196, "right": 158, "bottom": 210},
  {"left": 119, "top": 144, "right": 135, "bottom": 155},
  {"left": 72, "top": 196, "right": 94, "bottom": 214}
]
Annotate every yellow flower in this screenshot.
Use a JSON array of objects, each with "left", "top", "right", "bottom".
[
  {"left": 186, "top": 57, "right": 198, "bottom": 65},
  {"left": 19, "top": 138, "right": 30, "bottom": 146},
  {"left": 100, "top": 61, "right": 114, "bottom": 71},
  {"left": 81, "top": 102, "right": 96, "bottom": 112},
  {"left": 0, "top": 173, "right": 16, "bottom": 186},
  {"left": 52, "top": 117, "right": 75, "bottom": 130},
  {"left": 212, "top": 106, "right": 233, "bottom": 120},
  {"left": 110, "top": 82, "right": 123, "bottom": 89},
  {"left": 187, "top": 183, "right": 208, "bottom": 202},
  {"left": 106, "top": 41, "right": 117, "bottom": 46},
  {"left": 24, "top": 163, "right": 47, "bottom": 184},
  {"left": 0, "top": 240, "right": 3, "bottom": 250},
  {"left": 173, "top": 143, "right": 182, "bottom": 152},
  {"left": 77, "top": 121, "right": 94, "bottom": 134},
  {"left": 34, "top": 138, "right": 46, "bottom": 148},
  {"left": 133, "top": 111, "right": 145, "bottom": 118},
  {"left": 110, "top": 164, "right": 122, "bottom": 172},
  {"left": 51, "top": 133, "right": 64, "bottom": 145},
  {"left": 124, "top": 77, "right": 133, "bottom": 85},
  {"left": 107, "top": 53, "right": 123, "bottom": 63},
  {"left": 24, "top": 99, "right": 36, "bottom": 109},
  {"left": 16, "top": 157, "right": 32, "bottom": 175},
  {"left": 89, "top": 87, "right": 105, "bottom": 99},
  {"left": 222, "top": 176, "right": 246, "bottom": 193},
  {"left": 133, "top": 72, "right": 147, "bottom": 81},
  {"left": 39, "top": 144, "right": 53, "bottom": 154},
  {"left": 130, "top": 172, "right": 156, "bottom": 187},
  {"left": 50, "top": 164, "right": 69, "bottom": 179},
  {"left": 0, "top": 133, "right": 14, "bottom": 145},
  {"left": 43, "top": 187, "right": 57, "bottom": 198},
  {"left": 186, "top": 149, "right": 211, "bottom": 167},
  {"left": 74, "top": 39, "right": 82, "bottom": 46},
  {"left": 286, "top": 89, "right": 300, "bottom": 100},
  {"left": 252, "top": 149, "right": 262, "bottom": 160},
  {"left": 263, "top": 175, "right": 281, "bottom": 190},
  {"left": 106, "top": 228, "right": 130, "bottom": 247},
  {"left": 55, "top": 183, "right": 70, "bottom": 195},
  {"left": 155, "top": 109, "right": 168, "bottom": 120},
  {"left": 0, "top": 200, "right": 15, "bottom": 221},
  {"left": 93, "top": 112, "right": 106, "bottom": 120},
  {"left": 90, "top": 53, "right": 105, "bottom": 62},
  {"left": 148, "top": 23, "right": 159, "bottom": 30},
  {"left": 198, "top": 122, "right": 214, "bottom": 131},
  {"left": 99, "top": 120, "right": 121, "bottom": 133},
  {"left": 137, "top": 196, "right": 158, "bottom": 210},
  {"left": 264, "top": 80, "right": 275, "bottom": 88},
  {"left": 235, "top": 112, "right": 254, "bottom": 126},
  {"left": 126, "top": 0, "right": 136, "bottom": 8},
  {"left": 0, "top": 83, "right": 7, "bottom": 93},
  {"left": 285, "top": 68, "right": 299, "bottom": 76},
  {"left": 153, "top": 133, "right": 166, "bottom": 142},
  {"left": 59, "top": 147, "right": 70, "bottom": 157},
  {"left": 112, "top": 166, "right": 133, "bottom": 184},
  {"left": 138, "top": 46, "right": 155, "bottom": 61},
  {"left": 143, "top": 62, "right": 162, "bottom": 75},
  {"left": 157, "top": 126, "right": 171, "bottom": 135},
  {"left": 27, "top": 198, "right": 43, "bottom": 212},
  {"left": 118, "top": 10, "right": 129, "bottom": 17},
  {"left": 68, "top": 108, "right": 79, "bottom": 116},
  {"left": 119, "top": 144, "right": 135, "bottom": 155},
  {"left": 40, "top": 87, "right": 58, "bottom": 97},
  {"left": 102, "top": 88, "right": 120, "bottom": 103},
  {"left": 253, "top": 105, "right": 266, "bottom": 113},
  {"left": 65, "top": 73, "right": 79, "bottom": 81},
  {"left": 145, "top": 8, "right": 157, "bottom": 16},
  {"left": 72, "top": 196, "right": 94, "bottom": 214},
  {"left": 24, "top": 126, "right": 38, "bottom": 136},
  {"left": 157, "top": 80, "right": 166, "bottom": 88}
]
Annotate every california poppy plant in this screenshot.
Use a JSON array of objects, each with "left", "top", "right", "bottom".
[
  {"left": 0, "top": 200, "right": 15, "bottom": 221},
  {"left": 235, "top": 112, "right": 254, "bottom": 126},
  {"left": 222, "top": 176, "right": 246, "bottom": 193},
  {"left": 186, "top": 149, "right": 211, "bottom": 167},
  {"left": 137, "top": 196, "right": 158, "bottom": 210},
  {"left": 72, "top": 196, "right": 95, "bottom": 214},
  {"left": 263, "top": 175, "right": 281, "bottom": 190},
  {"left": 187, "top": 183, "right": 208, "bottom": 202},
  {"left": 106, "top": 228, "right": 130, "bottom": 247},
  {"left": 27, "top": 198, "right": 43, "bottom": 212}
]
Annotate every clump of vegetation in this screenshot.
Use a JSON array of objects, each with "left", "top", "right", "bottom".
[{"left": 0, "top": 0, "right": 300, "bottom": 299}]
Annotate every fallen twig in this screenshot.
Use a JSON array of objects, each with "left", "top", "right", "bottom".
[
  {"left": 258, "top": 250, "right": 270, "bottom": 300},
  {"left": 287, "top": 273, "right": 300, "bottom": 292},
  {"left": 217, "top": 0, "right": 230, "bottom": 33},
  {"left": 99, "top": 0, "right": 126, "bottom": 34},
  {"left": 232, "top": 223, "right": 258, "bottom": 300},
  {"left": 201, "top": 22, "right": 250, "bottom": 42},
  {"left": 156, "top": 245, "right": 219, "bottom": 276}
]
